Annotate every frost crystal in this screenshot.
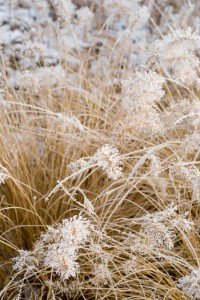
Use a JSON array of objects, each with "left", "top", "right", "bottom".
[
  {"left": 92, "top": 263, "right": 112, "bottom": 286},
  {"left": 41, "top": 215, "right": 91, "bottom": 280},
  {"left": 19, "top": 41, "right": 47, "bottom": 60},
  {"left": 123, "top": 256, "right": 137, "bottom": 275},
  {"left": 12, "top": 215, "right": 92, "bottom": 281},
  {"left": 132, "top": 204, "right": 193, "bottom": 250},
  {"left": 113, "top": 110, "right": 165, "bottom": 140},
  {"left": 178, "top": 268, "right": 200, "bottom": 299},
  {"left": 77, "top": 7, "right": 94, "bottom": 25},
  {"left": 148, "top": 153, "right": 162, "bottom": 177},
  {"left": 120, "top": 71, "right": 165, "bottom": 138},
  {"left": 0, "top": 169, "right": 7, "bottom": 184},
  {"left": 122, "top": 71, "right": 165, "bottom": 111},
  {"left": 60, "top": 215, "right": 91, "bottom": 247},
  {"left": 12, "top": 250, "right": 37, "bottom": 273},
  {"left": 171, "top": 164, "right": 200, "bottom": 201},
  {"left": 69, "top": 158, "right": 88, "bottom": 174},
  {"left": 93, "top": 144, "right": 123, "bottom": 180},
  {"left": 41, "top": 215, "right": 91, "bottom": 247},
  {"left": 16, "top": 71, "right": 40, "bottom": 93},
  {"left": 142, "top": 220, "right": 175, "bottom": 250},
  {"left": 125, "top": 233, "right": 156, "bottom": 255},
  {"left": 48, "top": 0, "right": 75, "bottom": 26},
  {"left": 148, "top": 28, "right": 200, "bottom": 86},
  {"left": 44, "top": 244, "right": 79, "bottom": 280},
  {"left": 55, "top": 113, "right": 84, "bottom": 132}
]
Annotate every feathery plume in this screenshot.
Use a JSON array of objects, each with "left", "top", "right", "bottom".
[
  {"left": 93, "top": 144, "right": 123, "bottom": 180},
  {"left": 178, "top": 268, "right": 200, "bottom": 299}
]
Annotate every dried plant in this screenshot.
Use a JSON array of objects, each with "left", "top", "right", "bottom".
[
  {"left": 1, "top": 0, "right": 200, "bottom": 299},
  {"left": 178, "top": 268, "right": 200, "bottom": 299}
]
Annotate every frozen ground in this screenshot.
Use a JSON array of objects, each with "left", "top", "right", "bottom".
[
  {"left": 0, "top": 1, "right": 199, "bottom": 94},
  {"left": 0, "top": 0, "right": 152, "bottom": 92}
]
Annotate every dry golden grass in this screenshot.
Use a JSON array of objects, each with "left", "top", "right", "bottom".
[
  {"left": 1, "top": 1, "right": 200, "bottom": 299},
  {"left": 0, "top": 67, "right": 198, "bottom": 299}
]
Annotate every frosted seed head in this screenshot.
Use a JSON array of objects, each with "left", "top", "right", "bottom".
[
  {"left": 178, "top": 268, "right": 200, "bottom": 299},
  {"left": 93, "top": 144, "right": 123, "bottom": 180},
  {"left": 12, "top": 250, "right": 37, "bottom": 273},
  {"left": 121, "top": 71, "right": 165, "bottom": 111}
]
